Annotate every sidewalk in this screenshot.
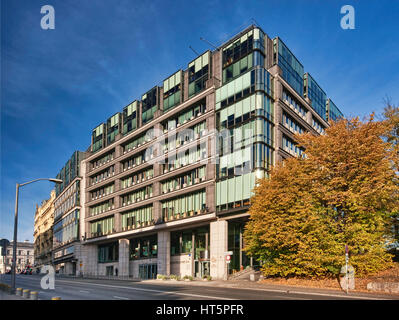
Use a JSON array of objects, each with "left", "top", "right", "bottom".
[
  {"left": 0, "top": 290, "right": 24, "bottom": 300},
  {"left": 143, "top": 278, "right": 399, "bottom": 300}
]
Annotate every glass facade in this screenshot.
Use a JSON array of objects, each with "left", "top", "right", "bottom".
[
  {"left": 327, "top": 98, "right": 344, "bottom": 122},
  {"left": 274, "top": 38, "right": 304, "bottom": 96},
  {"left": 163, "top": 70, "right": 182, "bottom": 112},
  {"left": 53, "top": 209, "right": 79, "bottom": 248},
  {"left": 123, "top": 101, "right": 138, "bottom": 135},
  {"left": 92, "top": 124, "right": 105, "bottom": 153},
  {"left": 106, "top": 113, "right": 121, "bottom": 145},
  {"left": 304, "top": 73, "right": 327, "bottom": 120},
  {"left": 222, "top": 28, "right": 265, "bottom": 84},
  {"left": 170, "top": 226, "right": 209, "bottom": 257},
  {"left": 55, "top": 151, "right": 83, "bottom": 197},
  {"left": 188, "top": 51, "right": 210, "bottom": 98},
  {"left": 141, "top": 87, "right": 158, "bottom": 125},
  {"left": 54, "top": 180, "right": 80, "bottom": 220}
]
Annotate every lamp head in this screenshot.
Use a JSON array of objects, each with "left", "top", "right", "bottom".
[{"left": 49, "top": 179, "right": 63, "bottom": 184}]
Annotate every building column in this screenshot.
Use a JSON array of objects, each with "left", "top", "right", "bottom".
[
  {"left": 118, "top": 239, "right": 129, "bottom": 277},
  {"left": 82, "top": 244, "right": 97, "bottom": 276},
  {"left": 157, "top": 231, "right": 170, "bottom": 276},
  {"left": 210, "top": 220, "right": 228, "bottom": 280}
]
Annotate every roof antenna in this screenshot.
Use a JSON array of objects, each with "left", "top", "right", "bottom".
[
  {"left": 200, "top": 37, "right": 220, "bottom": 51},
  {"left": 189, "top": 45, "right": 200, "bottom": 56}
]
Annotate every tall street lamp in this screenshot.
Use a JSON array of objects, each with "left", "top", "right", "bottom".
[{"left": 11, "top": 178, "right": 63, "bottom": 292}]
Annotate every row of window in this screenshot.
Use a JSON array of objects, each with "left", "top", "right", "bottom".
[
  {"left": 121, "top": 167, "right": 154, "bottom": 189},
  {"left": 121, "top": 185, "right": 153, "bottom": 206},
  {"left": 164, "top": 121, "right": 206, "bottom": 151},
  {"left": 304, "top": 73, "right": 327, "bottom": 121},
  {"left": 218, "top": 118, "right": 274, "bottom": 157},
  {"left": 282, "top": 134, "right": 305, "bottom": 157},
  {"left": 161, "top": 166, "right": 206, "bottom": 193},
  {"left": 163, "top": 101, "right": 206, "bottom": 132},
  {"left": 217, "top": 93, "right": 273, "bottom": 130},
  {"left": 91, "top": 216, "right": 115, "bottom": 238},
  {"left": 122, "top": 205, "right": 153, "bottom": 230},
  {"left": 89, "top": 198, "right": 115, "bottom": 217},
  {"left": 90, "top": 183, "right": 114, "bottom": 201},
  {"left": 162, "top": 190, "right": 206, "bottom": 220},
  {"left": 216, "top": 172, "right": 257, "bottom": 211},
  {"left": 162, "top": 144, "right": 208, "bottom": 172},
  {"left": 54, "top": 182, "right": 80, "bottom": 221},
  {"left": 53, "top": 210, "right": 79, "bottom": 247},
  {"left": 282, "top": 90, "right": 307, "bottom": 119},
  {"left": 312, "top": 116, "right": 326, "bottom": 134},
  {"left": 274, "top": 38, "right": 304, "bottom": 97},
  {"left": 223, "top": 51, "right": 264, "bottom": 84},
  {"left": 122, "top": 152, "right": 150, "bottom": 172},
  {"left": 90, "top": 165, "right": 115, "bottom": 186},
  {"left": 91, "top": 151, "right": 115, "bottom": 170},
  {"left": 282, "top": 112, "right": 304, "bottom": 134}
]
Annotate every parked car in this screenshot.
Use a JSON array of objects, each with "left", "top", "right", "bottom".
[{"left": 5, "top": 270, "right": 11, "bottom": 274}]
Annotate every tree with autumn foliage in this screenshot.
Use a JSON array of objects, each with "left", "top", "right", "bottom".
[{"left": 244, "top": 115, "right": 399, "bottom": 278}]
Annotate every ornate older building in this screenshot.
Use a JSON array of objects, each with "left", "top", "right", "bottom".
[{"left": 33, "top": 189, "right": 55, "bottom": 268}]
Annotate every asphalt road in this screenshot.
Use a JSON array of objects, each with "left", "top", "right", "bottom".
[{"left": 0, "top": 274, "right": 396, "bottom": 300}]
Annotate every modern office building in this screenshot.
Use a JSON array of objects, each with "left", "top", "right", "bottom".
[
  {"left": 33, "top": 189, "right": 56, "bottom": 268},
  {"left": 68, "top": 24, "right": 343, "bottom": 280},
  {"left": 52, "top": 151, "right": 88, "bottom": 275}
]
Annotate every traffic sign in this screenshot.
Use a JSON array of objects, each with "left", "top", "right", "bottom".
[{"left": 224, "top": 251, "right": 233, "bottom": 256}]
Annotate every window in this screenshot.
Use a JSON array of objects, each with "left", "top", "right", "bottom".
[
  {"left": 161, "top": 190, "right": 206, "bottom": 220},
  {"left": 123, "top": 101, "right": 138, "bottom": 134},
  {"left": 90, "top": 216, "right": 114, "bottom": 238},
  {"left": 129, "top": 235, "right": 157, "bottom": 260},
  {"left": 304, "top": 73, "right": 327, "bottom": 120},
  {"left": 142, "top": 87, "right": 158, "bottom": 124},
  {"left": 92, "top": 124, "right": 105, "bottom": 152},
  {"left": 106, "top": 113, "right": 121, "bottom": 145},
  {"left": 188, "top": 52, "right": 210, "bottom": 98},
  {"left": 98, "top": 242, "right": 118, "bottom": 263},
  {"left": 121, "top": 205, "right": 153, "bottom": 230},
  {"left": 274, "top": 38, "right": 304, "bottom": 97},
  {"left": 163, "top": 71, "right": 182, "bottom": 112}
]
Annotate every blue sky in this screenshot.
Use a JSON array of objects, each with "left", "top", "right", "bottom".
[{"left": 1, "top": 0, "right": 399, "bottom": 242}]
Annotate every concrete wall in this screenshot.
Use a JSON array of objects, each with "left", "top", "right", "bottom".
[{"left": 170, "top": 254, "right": 192, "bottom": 277}]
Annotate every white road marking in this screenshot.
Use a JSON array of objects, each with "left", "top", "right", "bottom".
[
  {"left": 56, "top": 279, "right": 394, "bottom": 300},
  {"left": 56, "top": 280, "right": 235, "bottom": 300},
  {"left": 113, "top": 296, "right": 129, "bottom": 300}
]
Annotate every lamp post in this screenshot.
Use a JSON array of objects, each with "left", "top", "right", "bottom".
[{"left": 11, "top": 178, "right": 62, "bottom": 292}]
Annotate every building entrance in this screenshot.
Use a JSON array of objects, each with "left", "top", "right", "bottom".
[{"left": 139, "top": 263, "right": 157, "bottom": 279}]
